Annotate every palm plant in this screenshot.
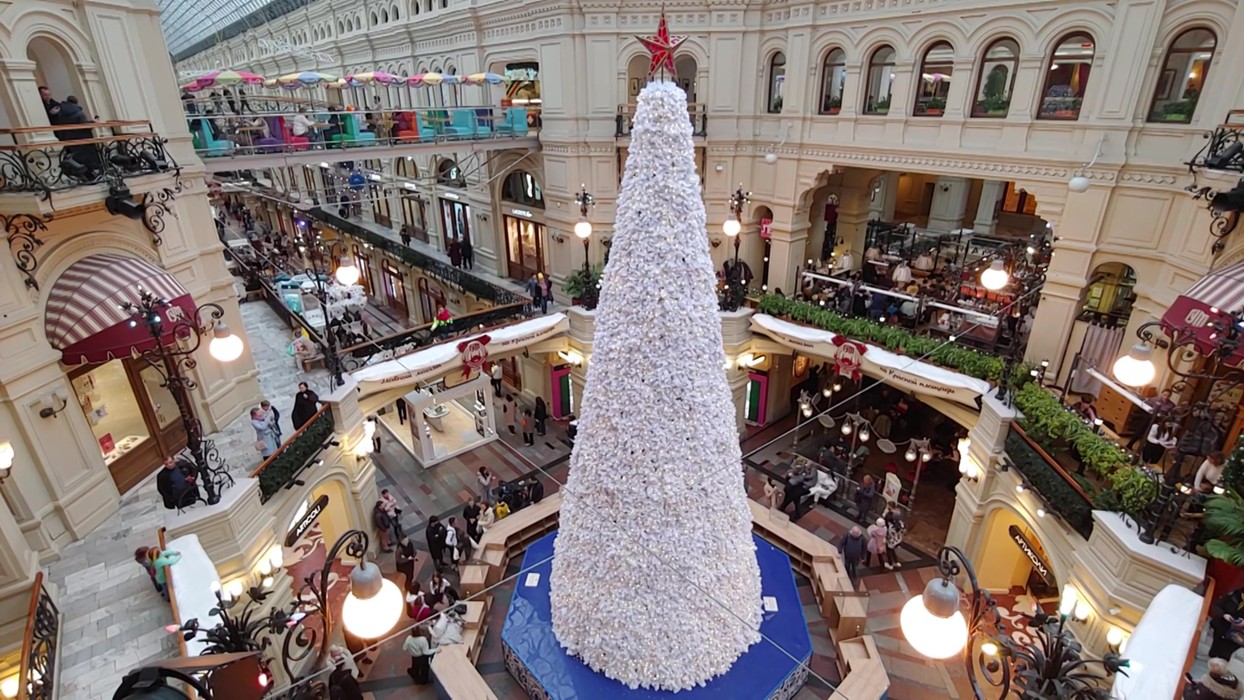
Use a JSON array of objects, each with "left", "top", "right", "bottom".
[{"left": 1205, "top": 489, "right": 1244, "bottom": 566}]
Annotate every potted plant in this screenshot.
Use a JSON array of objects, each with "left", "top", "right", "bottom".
[
  {"left": 562, "top": 265, "right": 602, "bottom": 310},
  {"left": 923, "top": 97, "right": 946, "bottom": 115},
  {"left": 974, "top": 68, "right": 1010, "bottom": 117},
  {"left": 873, "top": 95, "right": 891, "bottom": 115},
  {"left": 823, "top": 95, "right": 842, "bottom": 115}
]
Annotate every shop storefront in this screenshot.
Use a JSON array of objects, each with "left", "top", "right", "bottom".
[
  {"left": 417, "top": 277, "right": 446, "bottom": 325},
  {"left": 500, "top": 169, "right": 547, "bottom": 281},
  {"left": 353, "top": 244, "right": 373, "bottom": 294},
  {"left": 380, "top": 260, "right": 408, "bottom": 318},
  {"left": 439, "top": 195, "right": 471, "bottom": 245},
  {"left": 401, "top": 194, "right": 428, "bottom": 242}
]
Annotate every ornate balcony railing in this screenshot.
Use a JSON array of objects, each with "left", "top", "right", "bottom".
[
  {"left": 0, "top": 122, "right": 178, "bottom": 200},
  {"left": 340, "top": 300, "right": 531, "bottom": 370},
  {"left": 252, "top": 405, "right": 336, "bottom": 502},
  {"left": 1006, "top": 426, "right": 1095, "bottom": 539},
  {"left": 305, "top": 207, "right": 530, "bottom": 309},
  {"left": 616, "top": 102, "right": 706, "bottom": 137},
  {"left": 16, "top": 572, "right": 59, "bottom": 700},
  {"left": 1188, "top": 110, "right": 1244, "bottom": 175}
]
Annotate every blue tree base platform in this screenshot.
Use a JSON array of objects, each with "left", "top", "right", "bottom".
[{"left": 501, "top": 532, "right": 811, "bottom": 700}]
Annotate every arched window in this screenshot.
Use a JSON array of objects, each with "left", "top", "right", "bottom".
[
  {"left": 767, "top": 52, "right": 786, "bottom": 113},
  {"left": 819, "top": 48, "right": 846, "bottom": 115},
  {"left": 424, "top": 0, "right": 433, "bottom": 12},
  {"left": 411, "top": 0, "right": 419, "bottom": 15},
  {"left": 381, "top": 9, "right": 389, "bottom": 22},
  {"left": 392, "top": 5, "right": 400, "bottom": 20},
  {"left": 338, "top": 20, "right": 345, "bottom": 34},
  {"left": 502, "top": 170, "right": 545, "bottom": 208},
  {"left": 1039, "top": 33, "right": 1095, "bottom": 120},
  {"left": 972, "top": 38, "right": 1019, "bottom": 117},
  {"left": 913, "top": 41, "right": 954, "bottom": 116},
  {"left": 371, "top": 12, "right": 378, "bottom": 26},
  {"left": 437, "top": 159, "right": 463, "bottom": 187},
  {"left": 440, "top": 0, "right": 448, "bottom": 8},
  {"left": 863, "top": 45, "right": 896, "bottom": 115},
  {"left": 1148, "top": 28, "right": 1216, "bottom": 123},
  {"left": 396, "top": 157, "right": 418, "bottom": 179}
]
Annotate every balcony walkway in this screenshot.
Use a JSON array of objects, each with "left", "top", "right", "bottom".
[{"left": 189, "top": 105, "right": 539, "bottom": 173}]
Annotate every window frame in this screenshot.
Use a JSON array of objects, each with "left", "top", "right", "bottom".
[
  {"left": 767, "top": 51, "right": 787, "bottom": 114},
  {"left": 819, "top": 47, "right": 847, "bottom": 115},
  {"left": 912, "top": 41, "right": 955, "bottom": 117},
  {"left": 862, "top": 45, "right": 897, "bottom": 116},
  {"left": 1037, "top": 32, "right": 1096, "bottom": 121},
  {"left": 1145, "top": 27, "right": 1216, "bottom": 124},
  {"left": 970, "top": 37, "right": 1020, "bottom": 118}
]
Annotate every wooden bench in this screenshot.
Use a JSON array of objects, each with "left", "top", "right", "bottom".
[
  {"left": 431, "top": 645, "right": 498, "bottom": 700},
  {"left": 749, "top": 500, "right": 838, "bottom": 577},
  {"left": 460, "top": 563, "right": 488, "bottom": 598},
  {"left": 832, "top": 635, "right": 889, "bottom": 699},
  {"left": 477, "top": 493, "right": 561, "bottom": 584},
  {"left": 458, "top": 599, "right": 490, "bottom": 663}
]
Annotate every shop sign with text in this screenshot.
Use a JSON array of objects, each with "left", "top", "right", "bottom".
[
  {"left": 1009, "top": 525, "right": 1053, "bottom": 584},
  {"left": 286, "top": 494, "right": 330, "bottom": 547}
]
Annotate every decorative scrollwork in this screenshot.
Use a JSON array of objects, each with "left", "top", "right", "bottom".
[
  {"left": 141, "top": 187, "right": 179, "bottom": 247},
  {"left": 4, "top": 213, "right": 52, "bottom": 290},
  {"left": 22, "top": 579, "right": 59, "bottom": 700},
  {"left": 0, "top": 133, "right": 181, "bottom": 201}
]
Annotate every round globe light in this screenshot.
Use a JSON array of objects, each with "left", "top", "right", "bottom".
[
  {"left": 208, "top": 323, "right": 244, "bottom": 362},
  {"left": 335, "top": 256, "right": 362, "bottom": 286},
  {"left": 1068, "top": 176, "right": 1090, "bottom": 193},
  {"left": 1112, "top": 343, "right": 1156, "bottom": 387},
  {"left": 723, "top": 216, "right": 741, "bottom": 237},
  {"left": 764, "top": 152, "right": 778, "bottom": 164},
  {"left": 900, "top": 580, "right": 968, "bottom": 660},
  {"left": 574, "top": 219, "right": 593, "bottom": 240},
  {"left": 1106, "top": 626, "right": 1126, "bottom": 648},
  {"left": 980, "top": 259, "right": 1009, "bottom": 291},
  {"left": 341, "top": 562, "right": 403, "bottom": 639}
]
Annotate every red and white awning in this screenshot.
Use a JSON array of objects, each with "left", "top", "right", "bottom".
[
  {"left": 45, "top": 253, "right": 196, "bottom": 365},
  {"left": 1160, "top": 261, "right": 1244, "bottom": 364}
]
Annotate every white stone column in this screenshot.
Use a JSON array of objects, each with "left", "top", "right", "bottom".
[
  {"left": 868, "top": 172, "right": 899, "bottom": 223},
  {"left": 945, "top": 389, "right": 1019, "bottom": 553},
  {"left": 0, "top": 59, "right": 58, "bottom": 142},
  {"left": 927, "top": 176, "right": 970, "bottom": 233},
  {"left": 973, "top": 180, "right": 1006, "bottom": 235},
  {"left": 835, "top": 185, "right": 873, "bottom": 266},
  {"left": 0, "top": 492, "right": 38, "bottom": 648}
]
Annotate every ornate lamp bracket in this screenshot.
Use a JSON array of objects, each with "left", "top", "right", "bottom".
[
  {"left": 4, "top": 213, "right": 52, "bottom": 290},
  {"left": 141, "top": 187, "right": 179, "bottom": 247}
]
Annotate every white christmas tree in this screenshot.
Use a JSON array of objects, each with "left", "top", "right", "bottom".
[{"left": 549, "top": 81, "right": 762, "bottom": 691}]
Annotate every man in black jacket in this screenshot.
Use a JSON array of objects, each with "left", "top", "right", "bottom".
[{"left": 156, "top": 457, "right": 200, "bottom": 510}]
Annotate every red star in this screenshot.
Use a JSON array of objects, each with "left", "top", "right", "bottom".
[{"left": 637, "top": 13, "right": 687, "bottom": 79}]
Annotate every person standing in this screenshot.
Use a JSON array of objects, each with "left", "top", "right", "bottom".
[
  {"left": 291, "top": 382, "right": 320, "bottom": 430},
  {"left": 865, "top": 517, "right": 888, "bottom": 569},
  {"left": 252, "top": 407, "right": 279, "bottom": 458},
  {"left": 490, "top": 362, "right": 503, "bottom": 397},
  {"left": 373, "top": 500, "right": 395, "bottom": 552},
  {"left": 380, "top": 488, "right": 403, "bottom": 538},
  {"left": 1142, "top": 421, "right": 1178, "bottom": 466},
  {"left": 521, "top": 409, "right": 535, "bottom": 446},
  {"left": 533, "top": 397, "right": 549, "bottom": 436},
  {"left": 400, "top": 225, "right": 412, "bottom": 247},
  {"left": 883, "top": 507, "right": 905, "bottom": 570},
  {"left": 854, "top": 475, "right": 878, "bottom": 522},
  {"left": 526, "top": 273, "right": 544, "bottom": 313},
  {"left": 134, "top": 547, "right": 163, "bottom": 595},
  {"left": 261, "top": 400, "right": 282, "bottom": 442},
  {"left": 504, "top": 395, "right": 518, "bottom": 435},
  {"left": 538, "top": 273, "right": 550, "bottom": 313},
  {"left": 444, "top": 516, "right": 461, "bottom": 565},
  {"left": 448, "top": 238, "right": 462, "bottom": 268},
  {"left": 403, "top": 626, "right": 439, "bottom": 685},
  {"left": 461, "top": 237, "right": 474, "bottom": 270},
  {"left": 477, "top": 467, "right": 495, "bottom": 503},
  {"left": 527, "top": 477, "right": 545, "bottom": 504},
  {"left": 156, "top": 457, "right": 200, "bottom": 510},
  {"left": 1196, "top": 452, "right": 1228, "bottom": 493},
  {"left": 395, "top": 534, "right": 417, "bottom": 586},
  {"left": 839, "top": 526, "right": 866, "bottom": 583},
  {"left": 464, "top": 499, "right": 482, "bottom": 542},
  {"left": 425, "top": 515, "right": 447, "bottom": 570}
]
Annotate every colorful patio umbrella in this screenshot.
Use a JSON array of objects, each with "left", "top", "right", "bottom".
[
  {"left": 410, "top": 72, "right": 444, "bottom": 87},
  {"left": 462, "top": 72, "right": 506, "bottom": 86},
  {"left": 193, "top": 69, "right": 265, "bottom": 89},
  {"left": 276, "top": 71, "right": 339, "bottom": 88},
  {"left": 347, "top": 71, "right": 399, "bottom": 85}
]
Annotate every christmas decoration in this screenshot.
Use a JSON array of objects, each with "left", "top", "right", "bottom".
[
  {"left": 636, "top": 13, "right": 687, "bottom": 79},
  {"left": 831, "top": 335, "right": 867, "bottom": 381},
  {"left": 458, "top": 335, "right": 491, "bottom": 378},
  {"left": 549, "top": 80, "right": 762, "bottom": 691}
]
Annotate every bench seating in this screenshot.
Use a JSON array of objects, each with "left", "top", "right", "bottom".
[
  {"left": 477, "top": 493, "right": 561, "bottom": 585},
  {"left": 832, "top": 635, "right": 889, "bottom": 699},
  {"left": 432, "top": 645, "right": 498, "bottom": 700}
]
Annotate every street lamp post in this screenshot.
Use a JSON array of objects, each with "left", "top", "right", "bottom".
[
  {"left": 574, "top": 185, "right": 594, "bottom": 279},
  {"left": 305, "top": 239, "right": 362, "bottom": 388},
  {"left": 901, "top": 546, "right": 1128, "bottom": 699},
  {"left": 722, "top": 185, "right": 750, "bottom": 311},
  {"left": 123, "top": 289, "right": 245, "bottom": 505}
]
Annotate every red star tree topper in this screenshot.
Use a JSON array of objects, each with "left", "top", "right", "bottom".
[{"left": 637, "top": 13, "right": 687, "bottom": 79}]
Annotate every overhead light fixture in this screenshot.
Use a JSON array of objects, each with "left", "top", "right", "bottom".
[
  {"left": 1111, "top": 343, "right": 1156, "bottom": 387},
  {"left": 980, "top": 259, "right": 1009, "bottom": 291}
]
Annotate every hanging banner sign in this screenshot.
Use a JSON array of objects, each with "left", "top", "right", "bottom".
[
  {"left": 459, "top": 335, "right": 492, "bottom": 378},
  {"left": 1008, "top": 525, "right": 1053, "bottom": 584},
  {"left": 286, "top": 494, "right": 330, "bottom": 547},
  {"left": 749, "top": 314, "right": 990, "bottom": 407},
  {"left": 760, "top": 218, "right": 773, "bottom": 240},
  {"left": 353, "top": 313, "right": 570, "bottom": 396}
]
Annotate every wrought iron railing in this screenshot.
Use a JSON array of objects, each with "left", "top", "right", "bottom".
[
  {"left": 616, "top": 102, "right": 707, "bottom": 137},
  {"left": 251, "top": 406, "right": 336, "bottom": 502},
  {"left": 1006, "top": 427, "right": 1095, "bottom": 539},
  {"left": 16, "top": 572, "right": 59, "bottom": 700},
  {"left": 340, "top": 300, "right": 530, "bottom": 369},
  {"left": 0, "top": 126, "right": 178, "bottom": 199},
  {"left": 306, "top": 207, "right": 530, "bottom": 309},
  {"left": 1188, "top": 110, "right": 1244, "bottom": 175}
]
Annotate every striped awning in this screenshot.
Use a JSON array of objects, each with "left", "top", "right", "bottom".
[
  {"left": 1160, "top": 260, "right": 1244, "bottom": 364},
  {"left": 45, "top": 254, "right": 195, "bottom": 365}
]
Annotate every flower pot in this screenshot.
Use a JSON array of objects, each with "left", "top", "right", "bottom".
[
  {"left": 924, "top": 109, "right": 943, "bottom": 116},
  {"left": 827, "top": 108, "right": 841, "bottom": 115}
]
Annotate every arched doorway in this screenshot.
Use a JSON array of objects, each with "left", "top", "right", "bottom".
[
  {"left": 1078, "top": 262, "right": 1136, "bottom": 328},
  {"left": 976, "top": 507, "right": 1060, "bottom": 605},
  {"left": 436, "top": 159, "right": 471, "bottom": 246},
  {"left": 626, "top": 55, "right": 650, "bottom": 103},
  {"left": 28, "top": 36, "right": 87, "bottom": 123},
  {"left": 674, "top": 56, "right": 698, "bottom": 103},
  {"left": 418, "top": 277, "right": 446, "bottom": 324},
  {"left": 500, "top": 169, "right": 546, "bottom": 281},
  {"left": 396, "top": 158, "right": 427, "bottom": 242}
]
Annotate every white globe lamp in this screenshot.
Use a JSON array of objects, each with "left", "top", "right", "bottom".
[
  {"left": 574, "top": 219, "right": 593, "bottom": 240},
  {"left": 1068, "top": 176, "right": 1090, "bottom": 193},
  {"left": 208, "top": 323, "right": 244, "bottom": 362},
  {"left": 722, "top": 215, "right": 741, "bottom": 237},
  {"left": 335, "top": 256, "right": 362, "bottom": 286},
  {"left": 900, "top": 578, "right": 969, "bottom": 660},
  {"left": 980, "top": 259, "right": 1010, "bottom": 291},
  {"left": 341, "top": 561, "right": 403, "bottom": 639},
  {"left": 1112, "top": 343, "right": 1156, "bottom": 387},
  {"left": 764, "top": 152, "right": 778, "bottom": 164}
]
